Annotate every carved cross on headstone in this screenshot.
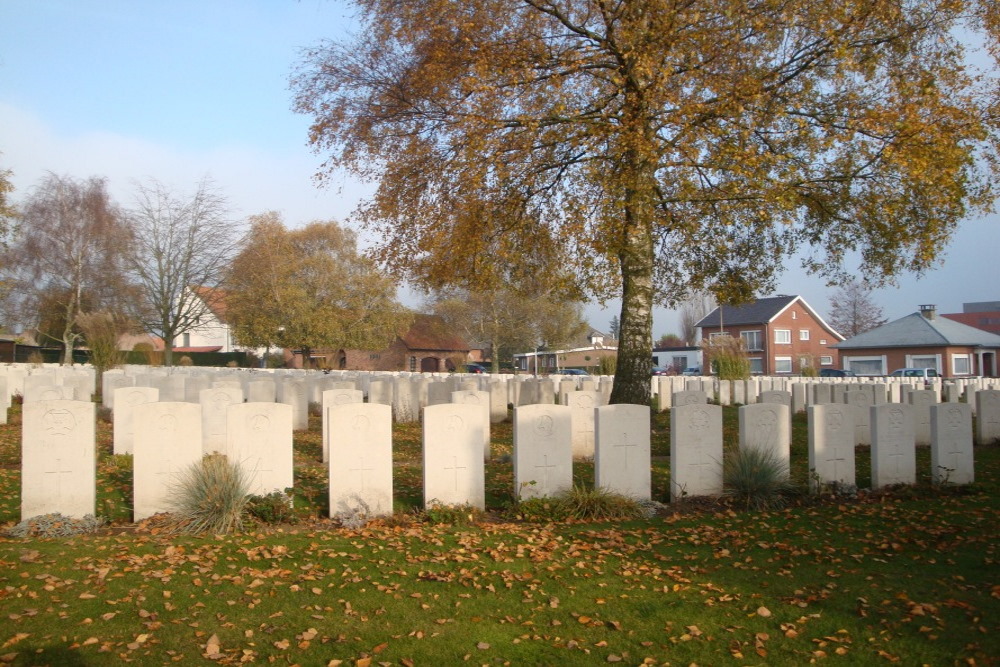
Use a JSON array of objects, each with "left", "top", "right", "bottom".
[
  {"left": 350, "top": 456, "right": 375, "bottom": 491},
  {"left": 443, "top": 456, "right": 467, "bottom": 491},
  {"left": 614, "top": 430, "right": 639, "bottom": 468},
  {"left": 44, "top": 458, "right": 74, "bottom": 501},
  {"left": 533, "top": 454, "right": 557, "bottom": 490}
]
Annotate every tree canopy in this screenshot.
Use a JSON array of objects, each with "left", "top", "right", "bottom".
[
  {"left": 124, "top": 178, "right": 242, "bottom": 366},
  {"left": 2, "top": 173, "right": 129, "bottom": 363},
  {"left": 225, "top": 212, "right": 409, "bottom": 365},
  {"left": 828, "top": 280, "right": 888, "bottom": 338},
  {"left": 294, "top": 0, "right": 999, "bottom": 402}
]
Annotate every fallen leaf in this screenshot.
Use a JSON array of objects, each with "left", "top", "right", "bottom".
[
  {"left": 757, "top": 606, "right": 772, "bottom": 618},
  {"left": 477, "top": 642, "right": 490, "bottom": 650}
]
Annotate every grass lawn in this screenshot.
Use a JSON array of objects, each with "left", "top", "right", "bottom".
[{"left": 0, "top": 401, "right": 998, "bottom": 665}]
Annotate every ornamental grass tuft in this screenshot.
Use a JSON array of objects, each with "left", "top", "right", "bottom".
[
  {"left": 723, "top": 445, "right": 796, "bottom": 511},
  {"left": 167, "top": 454, "right": 252, "bottom": 535}
]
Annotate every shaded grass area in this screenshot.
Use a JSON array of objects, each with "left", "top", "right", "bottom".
[{"left": 0, "top": 401, "right": 998, "bottom": 664}]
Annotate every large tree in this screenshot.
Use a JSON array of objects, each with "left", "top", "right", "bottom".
[
  {"left": 225, "top": 212, "right": 409, "bottom": 365},
  {"left": 3, "top": 174, "right": 129, "bottom": 363},
  {"left": 124, "top": 178, "right": 241, "bottom": 366},
  {"left": 430, "top": 285, "right": 588, "bottom": 372},
  {"left": 293, "top": 0, "right": 999, "bottom": 403},
  {"left": 828, "top": 280, "right": 888, "bottom": 338}
]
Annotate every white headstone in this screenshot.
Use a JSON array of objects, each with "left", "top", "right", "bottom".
[
  {"left": 226, "top": 402, "right": 294, "bottom": 496},
  {"left": 673, "top": 390, "right": 708, "bottom": 406},
  {"left": 975, "top": 390, "right": 1000, "bottom": 444},
  {"left": 321, "top": 388, "right": 364, "bottom": 463},
  {"left": 422, "top": 404, "right": 486, "bottom": 509},
  {"left": 807, "top": 404, "right": 855, "bottom": 492},
  {"left": 132, "top": 402, "right": 203, "bottom": 520},
  {"left": 595, "top": 404, "right": 651, "bottom": 500},
  {"left": 280, "top": 378, "right": 309, "bottom": 430},
  {"left": 669, "top": 403, "right": 722, "bottom": 501},
  {"left": 113, "top": 386, "right": 159, "bottom": 455},
  {"left": 328, "top": 403, "right": 393, "bottom": 517},
  {"left": 513, "top": 404, "right": 572, "bottom": 500},
  {"left": 870, "top": 404, "right": 916, "bottom": 489},
  {"left": 21, "top": 400, "right": 95, "bottom": 519},
  {"left": 564, "top": 390, "right": 598, "bottom": 458},
  {"left": 739, "top": 403, "right": 790, "bottom": 479},
  {"left": 451, "top": 390, "right": 491, "bottom": 461},
  {"left": 930, "top": 403, "right": 974, "bottom": 485},
  {"left": 201, "top": 387, "right": 244, "bottom": 454},
  {"left": 247, "top": 379, "right": 277, "bottom": 403}
]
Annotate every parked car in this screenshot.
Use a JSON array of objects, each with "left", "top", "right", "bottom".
[
  {"left": 462, "top": 363, "right": 488, "bottom": 374},
  {"left": 681, "top": 367, "right": 702, "bottom": 376},
  {"left": 820, "top": 368, "right": 856, "bottom": 378},
  {"left": 651, "top": 366, "right": 672, "bottom": 376},
  {"left": 889, "top": 368, "right": 939, "bottom": 379},
  {"left": 552, "top": 368, "right": 589, "bottom": 376}
]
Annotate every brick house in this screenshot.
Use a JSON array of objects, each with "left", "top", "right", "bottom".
[
  {"left": 695, "top": 295, "right": 843, "bottom": 375},
  {"left": 513, "top": 330, "right": 618, "bottom": 373},
  {"left": 334, "top": 314, "right": 472, "bottom": 372},
  {"left": 832, "top": 305, "right": 1000, "bottom": 377}
]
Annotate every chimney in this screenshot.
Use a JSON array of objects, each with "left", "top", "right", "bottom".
[{"left": 919, "top": 304, "right": 937, "bottom": 320}]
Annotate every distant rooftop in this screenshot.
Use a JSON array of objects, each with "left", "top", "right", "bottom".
[
  {"left": 963, "top": 301, "right": 1000, "bottom": 313},
  {"left": 834, "top": 311, "right": 1000, "bottom": 349}
]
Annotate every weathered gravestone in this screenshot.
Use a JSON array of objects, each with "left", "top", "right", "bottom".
[
  {"left": 392, "top": 377, "right": 419, "bottom": 423},
  {"left": 132, "top": 402, "right": 202, "bottom": 521},
  {"left": 368, "top": 379, "right": 394, "bottom": 407},
  {"left": 23, "top": 384, "right": 74, "bottom": 402},
  {"left": 280, "top": 378, "right": 309, "bottom": 430},
  {"left": 670, "top": 403, "right": 722, "bottom": 501},
  {"left": 930, "top": 403, "right": 974, "bottom": 485},
  {"left": 975, "top": 390, "right": 1000, "bottom": 444},
  {"left": 321, "top": 389, "right": 364, "bottom": 463},
  {"left": 247, "top": 379, "right": 276, "bottom": 403},
  {"left": 452, "top": 390, "right": 492, "bottom": 461},
  {"left": 226, "top": 402, "right": 294, "bottom": 496},
  {"left": 21, "top": 400, "right": 95, "bottom": 519},
  {"left": 201, "top": 387, "right": 243, "bottom": 454},
  {"left": 807, "top": 404, "right": 855, "bottom": 492},
  {"left": 564, "top": 390, "right": 598, "bottom": 458},
  {"left": 907, "top": 389, "right": 938, "bottom": 446},
  {"left": 151, "top": 375, "right": 186, "bottom": 402},
  {"left": 328, "top": 403, "right": 393, "bottom": 517},
  {"left": 513, "top": 404, "right": 572, "bottom": 500},
  {"left": 114, "top": 386, "right": 159, "bottom": 455},
  {"left": 845, "top": 389, "right": 875, "bottom": 446},
  {"left": 488, "top": 381, "right": 508, "bottom": 424},
  {"left": 422, "top": 404, "right": 486, "bottom": 510},
  {"left": 871, "top": 404, "right": 916, "bottom": 489},
  {"left": 739, "top": 403, "right": 790, "bottom": 479},
  {"left": 673, "top": 390, "right": 708, "bottom": 406},
  {"left": 426, "top": 381, "right": 453, "bottom": 407},
  {"left": 596, "top": 404, "right": 651, "bottom": 500},
  {"left": 184, "top": 375, "right": 211, "bottom": 403}
]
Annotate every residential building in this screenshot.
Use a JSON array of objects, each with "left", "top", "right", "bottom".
[
  {"left": 942, "top": 301, "right": 1000, "bottom": 337},
  {"left": 695, "top": 295, "right": 843, "bottom": 375},
  {"left": 333, "top": 314, "right": 472, "bottom": 372},
  {"left": 513, "top": 330, "right": 617, "bottom": 373},
  {"left": 652, "top": 346, "right": 702, "bottom": 373},
  {"left": 833, "top": 304, "right": 1000, "bottom": 377}
]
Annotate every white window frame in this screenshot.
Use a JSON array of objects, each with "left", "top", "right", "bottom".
[
  {"left": 799, "top": 329, "right": 810, "bottom": 341},
  {"left": 774, "top": 356, "right": 793, "bottom": 374},
  {"left": 819, "top": 355, "right": 833, "bottom": 366},
  {"left": 951, "top": 353, "right": 971, "bottom": 376},
  {"left": 844, "top": 355, "right": 887, "bottom": 376},
  {"left": 905, "top": 354, "right": 942, "bottom": 374},
  {"left": 774, "top": 329, "right": 791, "bottom": 344},
  {"left": 749, "top": 357, "right": 764, "bottom": 375},
  {"left": 740, "top": 330, "right": 763, "bottom": 351},
  {"left": 820, "top": 339, "right": 827, "bottom": 345},
  {"left": 709, "top": 331, "right": 729, "bottom": 340}
]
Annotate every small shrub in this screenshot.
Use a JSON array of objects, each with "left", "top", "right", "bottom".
[
  {"left": 556, "top": 485, "right": 645, "bottom": 521},
  {"left": 226, "top": 360, "right": 238, "bottom": 368},
  {"left": 724, "top": 446, "right": 795, "bottom": 511},
  {"left": 598, "top": 355, "right": 617, "bottom": 376},
  {"left": 7, "top": 513, "right": 107, "bottom": 538},
  {"left": 178, "top": 355, "right": 194, "bottom": 367},
  {"left": 308, "top": 401, "right": 322, "bottom": 417},
  {"left": 701, "top": 335, "right": 750, "bottom": 380},
  {"left": 246, "top": 490, "right": 296, "bottom": 524},
  {"left": 27, "top": 351, "right": 45, "bottom": 367},
  {"left": 423, "top": 502, "right": 486, "bottom": 526},
  {"left": 167, "top": 455, "right": 252, "bottom": 535}
]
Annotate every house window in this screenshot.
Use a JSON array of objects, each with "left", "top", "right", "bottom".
[
  {"left": 709, "top": 331, "right": 729, "bottom": 340},
  {"left": 845, "top": 356, "right": 886, "bottom": 376},
  {"left": 182, "top": 333, "right": 190, "bottom": 347},
  {"left": 820, "top": 339, "right": 827, "bottom": 345},
  {"left": 820, "top": 355, "right": 833, "bottom": 366},
  {"left": 740, "top": 330, "right": 763, "bottom": 351},
  {"left": 409, "top": 356, "right": 417, "bottom": 372},
  {"left": 792, "top": 310, "right": 797, "bottom": 320},
  {"left": 799, "top": 329, "right": 810, "bottom": 341},
  {"left": 671, "top": 356, "right": 687, "bottom": 371},
  {"left": 775, "top": 356, "right": 792, "bottom": 373},
  {"left": 749, "top": 357, "right": 763, "bottom": 374},
  {"left": 952, "top": 354, "right": 971, "bottom": 375},
  {"left": 907, "top": 355, "right": 940, "bottom": 372},
  {"left": 774, "top": 329, "right": 791, "bottom": 344},
  {"left": 369, "top": 353, "right": 381, "bottom": 360}
]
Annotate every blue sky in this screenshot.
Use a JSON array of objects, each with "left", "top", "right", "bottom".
[{"left": 2, "top": 1, "right": 999, "bottom": 339}]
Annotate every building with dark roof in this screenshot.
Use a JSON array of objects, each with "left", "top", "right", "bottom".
[
  {"left": 695, "top": 295, "right": 844, "bottom": 375},
  {"left": 942, "top": 301, "right": 1000, "bottom": 337},
  {"left": 335, "top": 314, "right": 472, "bottom": 372},
  {"left": 832, "top": 305, "right": 1000, "bottom": 377}
]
